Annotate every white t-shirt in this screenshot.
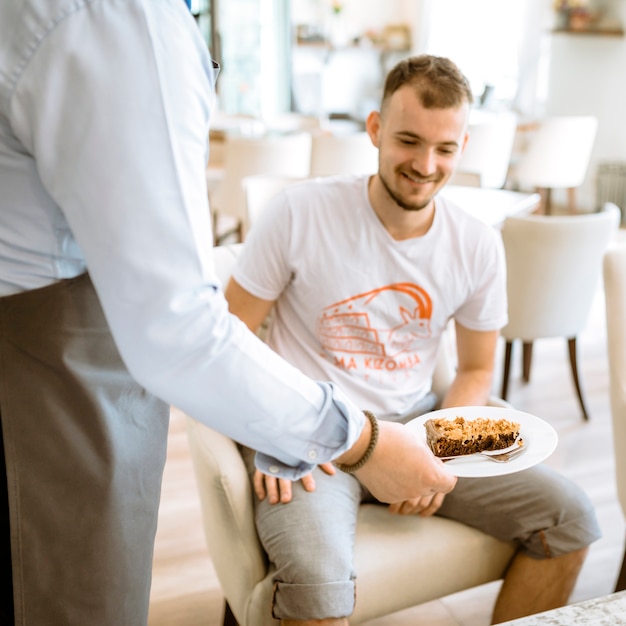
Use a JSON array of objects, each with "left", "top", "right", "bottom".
[{"left": 234, "top": 174, "right": 508, "bottom": 418}]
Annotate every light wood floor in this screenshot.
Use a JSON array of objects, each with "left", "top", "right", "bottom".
[{"left": 148, "top": 229, "right": 626, "bottom": 626}]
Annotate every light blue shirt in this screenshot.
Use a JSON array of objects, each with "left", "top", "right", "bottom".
[{"left": 0, "top": 0, "right": 365, "bottom": 477}]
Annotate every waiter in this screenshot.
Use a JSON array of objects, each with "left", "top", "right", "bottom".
[{"left": 0, "top": 1, "right": 455, "bottom": 624}]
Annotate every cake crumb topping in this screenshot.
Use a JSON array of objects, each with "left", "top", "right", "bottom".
[{"left": 425, "top": 416, "right": 521, "bottom": 457}]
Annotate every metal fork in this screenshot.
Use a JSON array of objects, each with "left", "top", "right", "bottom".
[
  {"left": 479, "top": 443, "right": 528, "bottom": 463},
  {"left": 441, "top": 439, "right": 528, "bottom": 464}
]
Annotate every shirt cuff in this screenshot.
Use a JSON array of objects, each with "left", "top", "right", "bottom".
[{"left": 253, "top": 452, "right": 316, "bottom": 481}]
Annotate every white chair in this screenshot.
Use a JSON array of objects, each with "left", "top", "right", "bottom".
[
  {"left": 512, "top": 115, "right": 598, "bottom": 214},
  {"left": 309, "top": 131, "right": 379, "bottom": 178},
  {"left": 262, "top": 112, "right": 322, "bottom": 134},
  {"left": 453, "top": 110, "right": 518, "bottom": 189},
  {"left": 185, "top": 244, "right": 517, "bottom": 626},
  {"left": 499, "top": 202, "right": 620, "bottom": 420},
  {"left": 209, "top": 133, "right": 312, "bottom": 244},
  {"left": 241, "top": 174, "right": 306, "bottom": 231},
  {"left": 603, "top": 240, "right": 626, "bottom": 592},
  {"left": 207, "top": 115, "right": 267, "bottom": 169}
]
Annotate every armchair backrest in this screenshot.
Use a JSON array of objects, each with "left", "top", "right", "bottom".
[
  {"left": 514, "top": 115, "right": 598, "bottom": 190},
  {"left": 455, "top": 110, "right": 517, "bottom": 189},
  {"left": 501, "top": 202, "right": 620, "bottom": 340},
  {"left": 309, "top": 131, "right": 378, "bottom": 178}
]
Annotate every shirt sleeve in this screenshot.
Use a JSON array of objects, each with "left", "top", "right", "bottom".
[
  {"left": 8, "top": 0, "right": 365, "bottom": 478},
  {"left": 454, "top": 224, "right": 508, "bottom": 331}
]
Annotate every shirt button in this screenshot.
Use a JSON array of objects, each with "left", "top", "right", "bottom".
[
  {"left": 268, "top": 465, "right": 280, "bottom": 474},
  {"left": 308, "top": 449, "right": 318, "bottom": 460}
]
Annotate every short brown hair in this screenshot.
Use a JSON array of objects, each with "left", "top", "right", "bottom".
[{"left": 382, "top": 55, "right": 473, "bottom": 111}]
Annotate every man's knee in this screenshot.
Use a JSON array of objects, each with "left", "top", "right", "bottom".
[{"left": 519, "top": 468, "right": 601, "bottom": 558}]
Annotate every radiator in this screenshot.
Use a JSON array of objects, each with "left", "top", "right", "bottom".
[{"left": 596, "top": 161, "right": 626, "bottom": 225}]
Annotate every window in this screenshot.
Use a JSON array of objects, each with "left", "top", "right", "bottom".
[
  {"left": 426, "top": 0, "right": 526, "bottom": 103},
  {"left": 424, "top": 0, "right": 550, "bottom": 116}
]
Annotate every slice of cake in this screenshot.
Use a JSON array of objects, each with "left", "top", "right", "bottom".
[{"left": 424, "top": 416, "right": 520, "bottom": 458}]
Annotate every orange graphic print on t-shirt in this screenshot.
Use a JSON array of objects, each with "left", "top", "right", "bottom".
[{"left": 317, "top": 283, "right": 433, "bottom": 375}]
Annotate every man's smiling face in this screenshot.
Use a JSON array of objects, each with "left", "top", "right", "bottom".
[{"left": 368, "top": 85, "right": 469, "bottom": 213}]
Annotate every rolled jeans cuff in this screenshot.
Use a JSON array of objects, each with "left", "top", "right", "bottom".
[
  {"left": 271, "top": 579, "right": 356, "bottom": 620},
  {"left": 524, "top": 510, "right": 601, "bottom": 559}
]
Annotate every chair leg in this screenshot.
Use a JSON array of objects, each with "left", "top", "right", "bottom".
[
  {"left": 501, "top": 340, "right": 513, "bottom": 400},
  {"left": 212, "top": 210, "right": 219, "bottom": 247},
  {"left": 615, "top": 534, "right": 626, "bottom": 592},
  {"left": 212, "top": 209, "right": 244, "bottom": 247},
  {"left": 223, "top": 600, "right": 240, "bottom": 626},
  {"left": 522, "top": 341, "right": 533, "bottom": 382},
  {"left": 566, "top": 187, "right": 577, "bottom": 214},
  {"left": 214, "top": 220, "right": 244, "bottom": 247},
  {"left": 535, "top": 188, "right": 549, "bottom": 214},
  {"left": 544, "top": 188, "right": 553, "bottom": 215},
  {"left": 567, "top": 337, "right": 590, "bottom": 421}
]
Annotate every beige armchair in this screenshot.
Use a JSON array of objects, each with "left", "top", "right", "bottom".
[
  {"left": 185, "top": 243, "right": 516, "bottom": 625},
  {"left": 603, "top": 240, "right": 626, "bottom": 592}
]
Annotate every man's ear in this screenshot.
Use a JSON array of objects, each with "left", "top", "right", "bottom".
[
  {"left": 460, "top": 130, "right": 469, "bottom": 155},
  {"left": 365, "top": 110, "right": 381, "bottom": 149}
]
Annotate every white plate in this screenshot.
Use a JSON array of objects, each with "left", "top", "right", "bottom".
[{"left": 406, "top": 406, "right": 558, "bottom": 478}]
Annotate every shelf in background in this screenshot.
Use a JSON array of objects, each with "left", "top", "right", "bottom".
[{"left": 552, "top": 26, "right": 624, "bottom": 37}]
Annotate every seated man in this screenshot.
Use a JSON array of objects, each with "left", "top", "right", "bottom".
[{"left": 224, "top": 54, "right": 601, "bottom": 626}]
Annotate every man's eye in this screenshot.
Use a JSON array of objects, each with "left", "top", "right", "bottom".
[{"left": 400, "top": 138, "right": 416, "bottom": 145}]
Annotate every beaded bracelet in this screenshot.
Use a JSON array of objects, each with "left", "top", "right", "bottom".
[{"left": 335, "top": 410, "right": 379, "bottom": 473}]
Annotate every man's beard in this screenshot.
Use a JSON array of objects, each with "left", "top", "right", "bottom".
[{"left": 379, "top": 168, "right": 437, "bottom": 212}]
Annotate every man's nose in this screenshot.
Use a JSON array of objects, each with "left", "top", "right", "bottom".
[{"left": 410, "top": 148, "right": 437, "bottom": 177}]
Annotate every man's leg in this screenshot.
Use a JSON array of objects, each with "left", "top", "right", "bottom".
[
  {"left": 240, "top": 447, "right": 362, "bottom": 623},
  {"left": 436, "top": 465, "right": 600, "bottom": 622},
  {"left": 492, "top": 547, "right": 588, "bottom": 624}
]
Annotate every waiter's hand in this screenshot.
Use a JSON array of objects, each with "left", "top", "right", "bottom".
[{"left": 347, "top": 420, "right": 456, "bottom": 504}]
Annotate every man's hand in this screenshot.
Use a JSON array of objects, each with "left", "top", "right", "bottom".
[
  {"left": 254, "top": 462, "right": 337, "bottom": 504},
  {"left": 353, "top": 420, "right": 457, "bottom": 503},
  {"left": 387, "top": 492, "right": 447, "bottom": 516}
]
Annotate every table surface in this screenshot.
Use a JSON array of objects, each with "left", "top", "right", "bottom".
[
  {"left": 497, "top": 590, "right": 626, "bottom": 625},
  {"left": 440, "top": 185, "right": 541, "bottom": 227}
]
